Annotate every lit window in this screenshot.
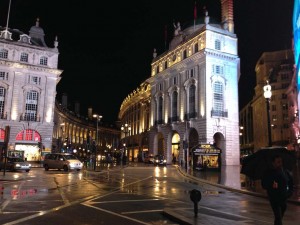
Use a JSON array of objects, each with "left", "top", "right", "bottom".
[
  {"left": 0, "top": 86, "right": 5, "bottom": 118},
  {"left": 24, "top": 90, "right": 39, "bottom": 121},
  {"left": 213, "top": 81, "right": 223, "bottom": 112}
]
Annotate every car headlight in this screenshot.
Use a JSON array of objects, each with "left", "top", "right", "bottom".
[
  {"left": 28, "top": 164, "right": 32, "bottom": 167},
  {"left": 163, "top": 160, "right": 166, "bottom": 163},
  {"left": 15, "top": 163, "right": 21, "bottom": 167}
]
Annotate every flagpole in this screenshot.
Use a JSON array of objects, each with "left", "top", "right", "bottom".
[
  {"left": 193, "top": 1, "right": 197, "bottom": 32},
  {"left": 5, "top": 0, "right": 12, "bottom": 39}
]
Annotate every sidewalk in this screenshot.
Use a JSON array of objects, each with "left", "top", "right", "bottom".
[{"left": 162, "top": 164, "right": 300, "bottom": 225}]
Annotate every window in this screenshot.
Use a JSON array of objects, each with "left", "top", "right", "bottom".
[
  {"left": 212, "top": 65, "right": 223, "bottom": 74},
  {"left": 172, "top": 91, "right": 178, "bottom": 120},
  {"left": 158, "top": 96, "right": 163, "bottom": 123},
  {"left": 40, "top": 56, "right": 48, "bottom": 66},
  {"left": 173, "top": 77, "right": 177, "bottom": 85},
  {"left": 0, "top": 86, "right": 5, "bottom": 118},
  {"left": 213, "top": 81, "right": 223, "bottom": 112},
  {"left": 190, "top": 69, "right": 194, "bottom": 77},
  {"left": 164, "top": 61, "right": 168, "bottom": 69},
  {"left": 282, "top": 93, "right": 287, "bottom": 99},
  {"left": 156, "top": 66, "right": 159, "bottom": 74},
  {"left": 16, "top": 129, "right": 41, "bottom": 141},
  {"left": 282, "top": 104, "right": 288, "bottom": 110},
  {"left": 24, "top": 90, "right": 39, "bottom": 121},
  {"left": 283, "top": 114, "right": 289, "bottom": 120},
  {"left": 189, "top": 84, "right": 196, "bottom": 117},
  {"left": 159, "top": 83, "right": 162, "bottom": 91},
  {"left": 29, "top": 76, "right": 41, "bottom": 85},
  {"left": 20, "top": 52, "right": 28, "bottom": 62},
  {"left": 215, "top": 40, "right": 221, "bottom": 50},
  {"left": 272, "top": 114, "right": 277, "bottom": 121},
  {"left": 271, "top": 105, "right": 276, "bottom": 111},
  {"left": 0, "top": 71, "right": 8, "bottom": 80},
  {"left": 0, "top": 49, "right": 8, "bottom": 59},
  {"left": 183, "top": 50, "right": 187, "bottom": 59},
  {"left": 194, "top": 43, "right": 198, "bottom": 53}
]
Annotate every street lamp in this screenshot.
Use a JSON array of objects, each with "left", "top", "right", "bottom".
[
  {"left": 120, "top": 123, "right": 131, "bottom": 164},
  {"left": 93, "top": 114, "right": 102, "bottom": 170},
  {"left": 263, "top": 80, "right": 272, "bottom": 147}
]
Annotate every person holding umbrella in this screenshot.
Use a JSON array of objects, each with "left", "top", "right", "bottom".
[{"left": 261, "top": 154, "right": 294, "bottom": 225}]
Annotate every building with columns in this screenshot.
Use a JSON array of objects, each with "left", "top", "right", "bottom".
[
  {"left": 0, "top": 19, "right": 62, "bottom": 161},
  {"left": 119, "top": 0, "right": 240, "bottom": 167}
]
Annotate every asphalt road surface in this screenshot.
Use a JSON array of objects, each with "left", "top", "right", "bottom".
[{"left": 1, "top": 164, "right": 300, "bottom": 225}]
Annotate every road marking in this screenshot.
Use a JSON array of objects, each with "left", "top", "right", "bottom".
[{"left": 81, "top": 203, "right": 151, "bottom": 225}]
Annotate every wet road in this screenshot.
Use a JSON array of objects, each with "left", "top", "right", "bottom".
[{"left": 0, "top": 165, "right": 300, "bottom": 225}]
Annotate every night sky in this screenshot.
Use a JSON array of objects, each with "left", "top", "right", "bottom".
[{"left": 0, "top": 0, "right": 294, "bottom": 124}]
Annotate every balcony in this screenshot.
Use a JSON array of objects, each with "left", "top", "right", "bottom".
[
  {"left": 211, "top": 109, "right": 228, "bottom": 118},
  {"left": 20, "top": 114, "right": 41, "bottom": 122}
]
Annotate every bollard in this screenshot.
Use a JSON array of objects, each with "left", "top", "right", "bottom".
[{"left": 190, "top": 189, "right": 202, "bottom": 217}]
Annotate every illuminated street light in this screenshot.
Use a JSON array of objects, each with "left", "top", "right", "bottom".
[
  {"left": 120, "top": 123, "right": 131, "bottom": 165},
  {"left": 263, "top": 80, "right": 272, "bottom": 147},
  {"left": 93, "top": 114, "right": 102, "bottom": 170}
]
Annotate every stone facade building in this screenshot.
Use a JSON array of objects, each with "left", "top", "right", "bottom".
[{"left": 0, "top": 19, "right": 61, "bottom": 161}]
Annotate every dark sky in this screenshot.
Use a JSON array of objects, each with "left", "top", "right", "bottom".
[{"left": 0, "top": 0, "right": 295, "bottom": 124}]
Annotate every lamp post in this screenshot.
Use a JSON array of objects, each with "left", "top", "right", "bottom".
[
  {"left": 120, "top": 123, "right": 131, "bottom": 165},
  {"left": 263, "top": 80, "right": 272, "bottom": 147},
  {"left": 93, "top": 114, "right": 102, "bottom": 171}
]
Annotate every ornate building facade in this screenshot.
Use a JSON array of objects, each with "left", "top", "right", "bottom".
[
  {"left": 52, "top": 95, "right": 120, "bottom": 162},
  {"left": 119, "top": 0, "right": 241, "bottom": 167},
  {"left": 0, "top": 19, "right": 62, "bottom": 161}
]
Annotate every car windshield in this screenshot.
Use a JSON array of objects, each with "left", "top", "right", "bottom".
[
  {"left": 155, "top": 155, "right": 164, "bottom": 160},
  {"left": 9, "top": 158, "right": 24, "bottom": 162},
  {"left": 63, "top": 154, "right": 78, "bottom": 160}
]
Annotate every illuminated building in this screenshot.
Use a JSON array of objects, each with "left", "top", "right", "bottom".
[
  {"left": 250, "top": 50, "right": 294, "bottom": 151},
  {"left": 0, "top": 19, "right": 62, "bottom": 161},
  {"left": 119, "top": 0, "right": 241, "bottom": 166}
]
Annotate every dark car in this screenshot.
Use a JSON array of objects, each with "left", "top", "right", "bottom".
[
  {"left": 0, "top": 157, "right": 31, "bottom": 172},
  {"left": 153, "top": 154, "right": 166, "bottom": 166}
]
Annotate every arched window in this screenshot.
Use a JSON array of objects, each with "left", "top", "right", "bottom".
[
  {"left": 40, "top": 56, "right": 48, "bottom": 66},
  {"left": 213, "top": 81, "right": 224, "bottom": 112},
  {"left": 158, "top": 96, "right": 163, "bottom": 124},
  {"left": 172, "top": 91, "right": 178, "bottom": 121},
  {"left": 194, "top": 43, "right": 198, "bottom": 53},
  {"left": 189, "top": 84, "right": 196, "bottom": 118},
  {"left": 16, "top": 129, "right": 41, "bottom": 141},
  {"left": 25, "top": 90, "right": 39, "bottom": 121},
  {"left": 0, "top": 49, "right": 8, "bottom": 59}
]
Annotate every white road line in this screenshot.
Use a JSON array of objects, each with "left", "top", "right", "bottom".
[{"left": 81, "top": 203, "right": 151, "bottom": 225}]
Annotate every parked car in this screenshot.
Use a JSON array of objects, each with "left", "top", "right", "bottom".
[
  {"left": 153, "top": 154, "right": 167, "bottom": 166},
  {"left": 43, "top": 153, "right": 83, "bottom": 172},
  {"left": 0, "top": 157, "right": 31, "bottom": 172},
  {"left": 144, "top": 155, "right": 155, "bottom": 164}
]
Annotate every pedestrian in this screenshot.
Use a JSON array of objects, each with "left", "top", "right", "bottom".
[
  {"left": 172, "top": 154, "right": 176, "bottom": 164},
  {"left": 261, "top": 154, "right": 294, "bottom": 225}
]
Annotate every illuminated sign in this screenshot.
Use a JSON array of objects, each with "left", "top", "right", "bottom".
[{"left": 293, "top": 0, "right": 300, "bottom": 89}]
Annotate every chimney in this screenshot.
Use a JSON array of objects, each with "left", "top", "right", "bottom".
[
  {"left": 88, "top": 108, "right": 93, "bottom": 120},
  {"left": 74, "top": 101, "right": 80, "bottom": 115},
  {"left": 221, "top": 0, "right": 234, "bottom": 33},
  {"left": 62, "top": 93, "right": 68, "bottom": 108}
]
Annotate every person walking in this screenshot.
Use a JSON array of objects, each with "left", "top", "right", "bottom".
[{"left": 261, "top": 154, "right": 294, "bottom": 225}]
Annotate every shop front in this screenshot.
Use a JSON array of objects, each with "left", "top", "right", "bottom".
[{"left": 192, "top": 144, "right": 221, "bottom": 170}]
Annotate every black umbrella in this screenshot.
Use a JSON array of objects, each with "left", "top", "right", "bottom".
[{"left": 240, "top": 147, "right": 296, "bottom": 180}]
